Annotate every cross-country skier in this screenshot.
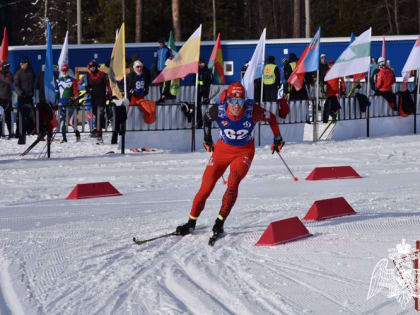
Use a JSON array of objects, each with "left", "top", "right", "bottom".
[{"left": 175, "top": 82, "right": 285, "bottom": 239}]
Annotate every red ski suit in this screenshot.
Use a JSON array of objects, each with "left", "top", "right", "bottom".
[{"left": 189, "top": 102, "right": 280, "bottom": 220}]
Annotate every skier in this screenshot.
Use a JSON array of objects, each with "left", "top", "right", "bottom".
[{"left": 175, "top": 82, "right": 285, "bottom": 242}]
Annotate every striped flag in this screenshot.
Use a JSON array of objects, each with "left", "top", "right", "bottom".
[
  {"left": 325, "top": 28, "right": 371, "bottom": 81},
  {"left": 288, "top": 27, "right": 321, "bottom": 91},
  {"left": 208, "top": 33, "right": 225, "bottom": 84},
  {"left": 153, "top": 25, "right": 202, "bottom": 84}
]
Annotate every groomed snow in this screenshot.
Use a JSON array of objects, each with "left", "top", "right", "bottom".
[{"left": 0, "top": 130, "right": 419, "bottom": 314}]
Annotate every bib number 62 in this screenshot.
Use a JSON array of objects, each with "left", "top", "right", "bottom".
[{"left": 223, "top": 129, "right": 249, "bottom": 140}]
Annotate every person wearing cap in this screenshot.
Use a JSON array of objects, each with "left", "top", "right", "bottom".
[
  {"left": 127, "top": 60, "right": 150, "bottom": 100},
  {"left": 0, "top": 61, "right": 13, "bottom": 137},
  {"left": 323, "top": 60, "right": 346, "bottom": 122},
  {"left": 195, "top": 59, "right": 213, "bottom": 128},
  {"left": 14, "top": 57, "right": 36, "bottom": 144},
  {"left": 319, "top": 53, "right": 329, "bottom": 88},
  {"left": 86, "top": 60, "right": 111, "bottom": 143},
  {"left": 262, "top": 56, "right": 281, "bottom": 102},
  {"left": 376, "top": 56, "right": 396, "bottom": 109},
  {"left": 56, "top": 64, "right": 79, "bottom": 142},
  {"left": 175, "top": 81, "right": 284, "bottom": 238},
  {"left": 153, "top": 39, "right": 171, "bottom": 78}
]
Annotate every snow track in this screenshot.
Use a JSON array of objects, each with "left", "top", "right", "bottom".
[{"left": 1, "top": 134, "right": 420, "bottom": 313}]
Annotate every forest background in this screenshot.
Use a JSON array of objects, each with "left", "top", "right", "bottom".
[{"left": 1, "top": 0, "right": 419, "bottom": 45}]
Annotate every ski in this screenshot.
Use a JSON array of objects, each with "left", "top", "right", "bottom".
[
  {"left": 20, "top": 133, "right": 46, "bottom": 156},
  {"left": 208, "top": 232, "right": 223, "bottom": 246},
  {"left": 132, "top": 231, "right": 179, "bottom": 245}
]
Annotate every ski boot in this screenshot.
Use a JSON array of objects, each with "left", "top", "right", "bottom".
[
  {"left": 212, "top": 216, "right": 224, "bottom": 236},
  {"left": 175, "top": 218, "right": 196, "bottom": 236},
  {"left": 75, "top": 130, "right": 81, "bottom": 142}
]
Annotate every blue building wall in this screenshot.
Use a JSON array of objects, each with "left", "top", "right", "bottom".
[{"left": 8, "top": 35, "right": 418, "bottom": 84}]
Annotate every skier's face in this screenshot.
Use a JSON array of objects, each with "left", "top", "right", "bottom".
[{"left": 227, "top": 98, "right": 244, "bottom": 116}]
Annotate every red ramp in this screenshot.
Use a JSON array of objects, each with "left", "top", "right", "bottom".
[
  {"left": 303, "top": 197, "right": 356, "bottom": 221},
  {"left": 255, "top": 217, "right": 312, "bottom": 246},
  {"left": 66, "top": 182, "right": 122, "bottom": 200},
  {"left": 305, "top": 166, "right": 362, "bottom": 180}
]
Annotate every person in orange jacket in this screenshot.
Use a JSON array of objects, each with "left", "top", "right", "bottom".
[
  {"left": 376, "top": 57, "right": 396, "bottom": 109},
  {"left": 175, "top": 82, "right": 284, "bottom": 239},
  {"left": 376, "top": 57, "right": 395, "bottom": 93},
  {"left": 323, "top": 60, "right": 345, "bottom": 122}
]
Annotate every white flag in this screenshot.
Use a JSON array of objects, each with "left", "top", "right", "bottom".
[
  {"left": 242, "top": 28, "right": 266, "bottom": 100},
  {"left": 325, "top": 28, "right": 371, "bottom": 81},
  {"left": 58, "top": 31, "right": 71, "bottom": 77},
  {"left": 402, "top": 35, "right": 420, "bottom": 73}
]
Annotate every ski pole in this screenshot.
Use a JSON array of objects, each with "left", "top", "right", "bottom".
[
  {"left": 277, "top": 151, "right": 299, "bottom": 181},
  {"left": 133, "top": 232, "right": 178, "bottom": 245}
]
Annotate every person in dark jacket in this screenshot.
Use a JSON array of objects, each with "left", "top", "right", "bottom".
[
  {"left": 86, "top": 60, "right": 111, "bottom": 143},
  {"left": 0, "top": 61, "right": 13, "bottom": 137},
  {"left": 196, "top": 59, "right": 213, "bottom": 128},
  {"left": 14, "top": 57, "right": 35, "bottom": 144}
]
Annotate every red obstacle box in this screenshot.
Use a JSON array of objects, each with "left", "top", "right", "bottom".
[
  {"left": 255, "top": 216, "right": 312, "bottom": 246},
  {"left": 66, "top": 182, "right": 122, "bottom": 200},
  {"left": 303, "top": 197, "right": 356, "bottom": 221},
  {"left": 305, "top": 166, "right": 362, "bottom": 180}
]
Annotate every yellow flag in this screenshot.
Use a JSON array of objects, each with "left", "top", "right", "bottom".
[
  {"left": 153, "top": 25, "right": 201, "bottom": 84},
  {"left": 109, "top": 23, "right": 126, "bottom": 99}
]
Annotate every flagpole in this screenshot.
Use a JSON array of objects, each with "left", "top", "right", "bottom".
[
  {"left": 314, "top": 70, "right": 319, "bottom": 141},
  {"left": 193, "top": 72, "right": 198, "bottom": 152},
  {"left": 259, "top": 30, "right": 266, "bottom": 147},
  {"left": 415, "top": 69, "right": 419, "bottom": 134},
  {"left": 366, "top": 68, "right": 371, "bottom": 137}
]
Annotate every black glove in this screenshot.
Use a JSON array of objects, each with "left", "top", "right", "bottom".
[
  {"left": 271, "top": 135, "right": 285, "bottom": 154},
  {"left": 203, "top": 140, "right": 215, "bottom": 152}
]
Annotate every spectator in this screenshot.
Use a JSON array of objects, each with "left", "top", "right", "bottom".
[
  {"left": 14, "top": 57, "right": 35, "bottom": 144},
  {"left": 370, "top": 57, "right": 380, "bottom": 95},
  {"left": 0, "top": 61, "right": 13, "bottom": 137},
  {"left": 323, "top": 60, "right": 345, "bottom": 122},
  {"left": 376, "top": 57, "right": 396, "bottom": 110},
  {"left": 319, "top": 53, "right": 328, "bottom": 95},
  {"left": 56, "top": 64, "right": 79, "bottom": 143},
  {"left": 196, "top": 59, "right": 213, "bottom": 128},
  {"left": 86, "top": 60, "right": 111, "bottom": 144},
  {"left": 153, "top": 39, "right": 171, "bottom": 78},
  {"left": 262, "top": 56, "right": 281, "bottom": 102},
  {"left": 157, "top": 56, "right": 180, "bottom": 103}
]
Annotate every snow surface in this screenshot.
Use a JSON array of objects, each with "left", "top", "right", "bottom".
[{"left": 0, "top": 129, "right": 419, "bottom": 314}]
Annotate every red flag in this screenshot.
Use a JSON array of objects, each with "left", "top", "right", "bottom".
[
  {"left": 0, "top": 27, "right": 8, "bottom": 65},
  {"left": 208, "top": 33, "right": 225, "bottom": 84},
  {"left": 381, "top": 35, "right": 386, "bottom": 59}
]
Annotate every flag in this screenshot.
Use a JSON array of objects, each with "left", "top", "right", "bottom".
[
  {"left": 242, "top": 28, "right": 266, "bottom": 99},
  {"left": 288, "top": 27, "right": 321, "bottom": 91},
  {"left": 381, "top": 35, "right": 386, "bottom": 59},
  {"left": 58, "top": 31, "right": 70, "bottom": 77},
  {"left": 401, "top": 35, "right": 420, "bottom": 91},
  {"left": 153, "top": 25, "right": 202, "bottom": 84},
  {"left": 168, "top": 30, "right": 177, "bottom": 55},
  {"left": 350, "top": 32, "right": 366, "bottom": 82},
  {"left": 208, "top": 33, "right": 225, "bottom": 84},
  {"left": 44, "top": 21, "right": 56, "bottom": 105},
  {"left": 325, "top": 28, "right": 371, "bottom": 81},
  {"left": 0, "top": 27, "right": 8, "bottom": 65},
  {"left": 109, "top": 23, "right": 126, "bottom": 100}
]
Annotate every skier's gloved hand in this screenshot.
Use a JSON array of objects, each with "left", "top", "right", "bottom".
[
  {"left": 271, "top": 135, "right": 285, "bottom": 154},
  {"left": 203, "top": 140, "right": 215, "bottom": 152}
]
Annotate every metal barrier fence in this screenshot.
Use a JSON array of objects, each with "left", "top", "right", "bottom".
[{"left": 1, "top": 83, "right": 418, "bottom": 142}]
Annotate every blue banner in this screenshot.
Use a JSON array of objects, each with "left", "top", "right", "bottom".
[{"left": 44, "top": 21, "right": 56, "bottom": 105}]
